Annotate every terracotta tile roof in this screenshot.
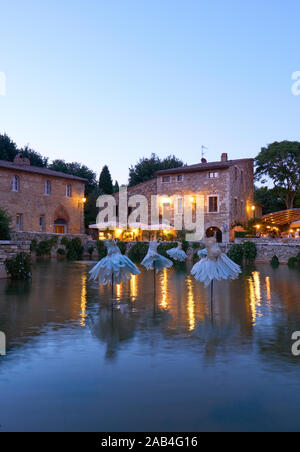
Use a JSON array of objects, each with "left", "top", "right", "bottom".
[
  {"left": 155, "top": 158, "right": 253, "bottom": 175},
  {"left": 0, "top": 160, "right": 87, "bottom": 182}
]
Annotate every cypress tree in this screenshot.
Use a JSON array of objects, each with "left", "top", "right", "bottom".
[{"left": 99, "top": 165, "right": 113, "bottom": 194}]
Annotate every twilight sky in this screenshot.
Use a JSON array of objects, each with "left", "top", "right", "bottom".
[{"left": 0, "top": 0, "right": 300, "bottom": 184}]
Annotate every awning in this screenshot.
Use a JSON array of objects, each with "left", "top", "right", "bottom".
[{"left": 261, "top": 209, "right": 300, "bottom": 226}]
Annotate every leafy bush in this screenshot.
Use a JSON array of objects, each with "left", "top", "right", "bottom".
[
  {"left": 181, "top": 239, "right": 189, "bottom": 253},
  {"left": 87, "top": 246, "right": 94, "bottom": 258},
  {"left": 158, "top": 243, "right": 177, "bottom": 258},
  {"left": 288, "top": 257, "right": 298, "bottom": 268},
  {"left": 57, "top": 248, "right": 66, "bottom": 256},
  {"left": 36, "top": 240, "right": 53, "bottom": 257},
  {"left": 65, "top": 237, "right": 84, "bottom": 260},
  {"left": 227, "top": 244, "right": 244, "bottom": 265},
  {"left": 116, "top": 240, "right": 127, "bottom": 255},
  {"left": 192, "top": 252, "right": 199, "bottom": 263},
  {"left": 30, "top": 239, "right": 38, "bottom": 252},
  {"left": 235, "top": 231, "right": 246, "bottom": 238},
  {"left": 128, "top": 242, "right": 148, "bottom": 263},
  {"left": 0, "top": 208, "right": 11, "bottom": 240},
  {"left": 96, "top": 240, "right": 107, "bottom": 260},
  {"left": 242, "top": 241, "right": 257, "bottom": 264},
  {"left": 192, "top": 242, "right": 201, "bottom": 249},
  {"left": 270, "top": 255, "right": 279, "bottom": 267},
  {"left": 5, "top": 252, "right": 32, "bottom": 280}
]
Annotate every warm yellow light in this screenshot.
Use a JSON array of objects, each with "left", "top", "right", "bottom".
[
  {"left": 82, "top": 197, "right": 87, "bottom": 203},
  {"left": 251, "top": 205, "right": 256, "bottom": 211},
  {"left": 255, "top": 225, "right": 261, "bottom": 229},
  {"left": 190, "top": 196, "right": 195, "bottom": 203}
]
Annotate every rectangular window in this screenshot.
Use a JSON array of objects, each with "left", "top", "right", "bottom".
[
  {"left": 40, "top": 216, "right": 46, "bottom": 232},
  {"left": 44, "top": 181, "right": 51, "bottom": 195},
  {"left": 66, "top": 184, "right": 72, "bottom": 197},
  {"left": 209, "top": 172, "right": 219, "bottom": 179},
  {"left": 177, "top": 175, "right": 183, "bottom": 182},
  {"left": 208, "top": 196, "right": 218, "bottom": 213},
  {"left": 16, "top": 214, "right": 23, "bottom": 231},
  {"left": 12, "top": 176, "right": 20, "bottom": 192},
  {"left": 162, "top": 176, "right": 171, "bottom": 183}
]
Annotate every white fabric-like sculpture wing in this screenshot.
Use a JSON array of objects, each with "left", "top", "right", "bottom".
[
  {"left": 141, "top": 240, "right": 173, "bottom": 273},
  {"left": 89, "top": 240, "right": 140, "bottom": 285}
]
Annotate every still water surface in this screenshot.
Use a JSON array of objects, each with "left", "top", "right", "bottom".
[{"left": 0, "top": 261, "right": 300, "bottom": 432}]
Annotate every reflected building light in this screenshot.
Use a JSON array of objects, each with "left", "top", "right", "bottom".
[
  {"left": 130, "top": 274, "right": 138, "bottom": 301},
  {"left": 80, "top": 274, "right": 87, "bottom": 327},
  {"left": 265, "top": 277, "right": 271, "bottom": 303},
  {"left": 186, "top": 276, "right": 195, "bottom": 331},
  {"left": 160, "top": 269, "right": 169, "bottom": 310},
  {"left": 248, "top": 271, "right": 262, "bottom": 323},
  {"left": 116, "top": 284, "right": 122, "bottom": 300}
]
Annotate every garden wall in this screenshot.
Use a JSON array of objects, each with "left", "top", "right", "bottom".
[
  {"left": 233, "top": 238, "right": 300, "bottom": 264},
  {"left": 0, "top": 240, "right": 31, "bottom": 278}
]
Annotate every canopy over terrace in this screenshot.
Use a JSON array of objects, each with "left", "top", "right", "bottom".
[{"left": 261, "top": 209, "right": 300, "bottom": 226}]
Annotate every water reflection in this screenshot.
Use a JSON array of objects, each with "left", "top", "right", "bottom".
[{"left": 1, "top": 263, "right": 300, "bottom": 366}]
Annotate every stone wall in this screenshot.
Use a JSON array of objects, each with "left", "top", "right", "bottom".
[
  {"left": 232, "top": 238, "right": 300, "bottom": 264},
  {"left": 0, "top": 240, "right": 31, "bottom": 278}
]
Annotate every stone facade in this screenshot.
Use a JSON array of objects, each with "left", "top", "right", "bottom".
[
  {"left": 0, "top": 155, "right": 86, "bottom": 235},
  {"left": 111, "top": 154, "right": 256, "bottom": 242}
]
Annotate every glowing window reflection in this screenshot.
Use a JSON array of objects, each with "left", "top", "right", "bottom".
[
  {"left": 186, "top": 276, "right": 195, "bottom": 331},
  {"left": 80, "top": 274, "right": 87, "bottom": 327}
]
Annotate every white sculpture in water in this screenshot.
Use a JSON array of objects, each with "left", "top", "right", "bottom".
[
  {"left": 191, "top": 236, "right": 242, "bottom": 287},
  {"left": 89, "top": 239, "right": 140, "bottom": 286}
]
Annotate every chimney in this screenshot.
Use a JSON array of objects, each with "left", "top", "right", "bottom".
[
  {"left": 221, "top": 153, "right": 228, "bottom": 162},
  {"left": 13, "top": 153, "right": 31, "bottom": 166},
  {"left": 201, "top": 158, "right": 207, "bottom": 163}
]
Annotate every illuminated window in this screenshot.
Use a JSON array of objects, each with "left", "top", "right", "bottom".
[
  {"left": 209, "top": 172, "right": 219, "bottom": 179},
  {"left": 44, "top": 180, "right": 51, "bottom": 195},
  {"left": 11, "top": 175, "right": 20, "bottom": 192},
  {"left": 208, "top": 196, "right": 218, "bottom": 213}
]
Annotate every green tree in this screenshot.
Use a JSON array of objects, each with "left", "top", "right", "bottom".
[
  {"left": 49, "top": 160, "right": 97, "bottom": 195},
  {"left": 19, "top": 145, "right": 48, "bottom": 167},
  {"left": 99, "top": 165, "right": 113, "bottom": 194},
  {"left": 255, "top": 141, "right": 300, "bottom": 209},
  {"left": 254, "top": 186, "right": 285, "bottom": 214},
  {"left": 114, "top": 180, "right": 119, "bottom": 193},
  {"left": 0, "top": 134, "right": 18, "bottom": 161},
  {"left": 0, "top": 208, "right": 11, "bottom": 240},
  {"left": 128, "top": 153, "right": 184, "bottom": 187}
]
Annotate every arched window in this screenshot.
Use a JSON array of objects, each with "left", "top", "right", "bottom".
[
  {"left": 11, "top": 175, "right": 20, "bottom": 192},
  {"left": 44, "top": 180, "right": 51, "bottom": 195}
]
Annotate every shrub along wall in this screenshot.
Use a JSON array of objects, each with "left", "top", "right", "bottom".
[{"left": 0, "top": 241, "right": 31, "bottom": 278}]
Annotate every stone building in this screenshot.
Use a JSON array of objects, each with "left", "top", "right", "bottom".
[
  {"left": 0, "top": 154, "right": 86, "bottom": 234},
  {"left": 94, "top": 153, "right": 259, "bottom": 243}
]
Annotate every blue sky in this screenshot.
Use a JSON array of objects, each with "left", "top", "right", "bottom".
[{"left": 0, "top": 0, "right": 300, "bottom": 184}]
